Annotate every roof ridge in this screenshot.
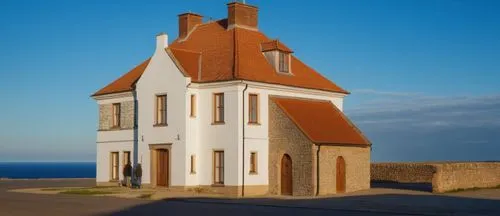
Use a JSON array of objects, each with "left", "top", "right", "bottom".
[{"left": 168, "top": 47, "right": 201, "bottom": 54}]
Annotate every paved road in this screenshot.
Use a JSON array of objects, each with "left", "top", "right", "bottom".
[{"left": 1, "top": 179, "right": 500, "bottom": 216}]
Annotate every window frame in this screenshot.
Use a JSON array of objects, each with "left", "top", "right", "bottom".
[
  {"left": 213, "top": 93, "right": 225, "bottom": 124},
  {"left": 155, "top": 94, "right": 168, "bottom": 126},
  {"left": 190, "top": 94, "right": 197, "bottom": 118},
  {"left": 278, "top": 52, "right": 290, "bottom": 73},
  {"left": 248, "top": 93, "right": 260, "bottom": 124},
  {"left": 249, "top": 152, "right": 258, "bottom": 174},
  {"left": 112, "top": 103, "right": 121, "bottom": 128},
  {"left": 213, "top": 150, "right": 225, "bottom": 185}
]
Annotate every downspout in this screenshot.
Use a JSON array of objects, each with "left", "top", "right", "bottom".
[
  {"left": 316, "top": 144, "right": 321, "bottom": 196},
  {"left": 241, "top": 82, "right": 249, "bottom": 197}
]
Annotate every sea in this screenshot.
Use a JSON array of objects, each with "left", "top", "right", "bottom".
[{"left": 0, "top": 162, "right": 96, "bottom": 179}]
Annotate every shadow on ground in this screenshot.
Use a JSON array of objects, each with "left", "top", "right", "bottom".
[
  {"left": 371, "top": 181, "right": 433, "bottom": 192},
  {"left": 105, "top": 193, "right": 500, "bottom": 216}
]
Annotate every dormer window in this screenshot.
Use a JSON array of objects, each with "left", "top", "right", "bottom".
[
  {"left": 279, "top": 52, "right": 290, "bottom": 73},
  {"left": 261, "top": 39, "right": 293, "bottom": 74}
]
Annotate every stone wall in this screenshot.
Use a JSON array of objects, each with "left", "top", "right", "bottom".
[
  {"left": 432, "top": 162, "right": 500, "bottom": 192},
  {"left": 268, "top": 101, "right": 315, "bottom": 196},
  {"left": 371, "top": 163, "right": 436, "bottom": 183},
  {"left": 371, "top": 162, "right": 500, "bottom": 192},
  {"left": 99, "top": 101, "right": 135, "bottom": 130},
  {"left": 313, "top": 145, "right": 370, "bottom": 195}
]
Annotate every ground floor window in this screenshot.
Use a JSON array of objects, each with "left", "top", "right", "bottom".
[
  {"left": 213, "top": 151, "right": 224, "bottom": 184},
  {"left": 111, "top": 152, "right": 119, "bottom": 181}
]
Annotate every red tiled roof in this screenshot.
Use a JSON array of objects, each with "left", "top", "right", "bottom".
[
  {"left": 92, "top": 58, "right": 151, "bottom": 96},
  {"left": 261, "top": 40, "right": 293, "bottom": 53},
  {"left": 272, "top": 97, "right": 371, "bottom": 145},
  {"left": 93, "top": 19, "right": 349, "bottom": 96}
]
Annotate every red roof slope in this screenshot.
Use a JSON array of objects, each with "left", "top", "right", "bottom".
[
  {"left": 93, "top": 19, "right": 349, "bottom": 96},
  {"left": 92, "top": 58, "right": 150, "bottom": 96},
  {"left": 272, "top": 97, "right": 370, "bottom": 145}
]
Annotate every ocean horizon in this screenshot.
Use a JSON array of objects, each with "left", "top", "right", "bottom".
[{"left": 0, "top": 162, "right": 96, "bottom": 179}]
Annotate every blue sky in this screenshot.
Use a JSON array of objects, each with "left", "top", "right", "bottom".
[{"left": 0, "top": 0, "right": 498, "bottom": 162}]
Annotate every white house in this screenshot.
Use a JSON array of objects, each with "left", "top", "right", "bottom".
[{"left": 92, "top": 2, "right": 371, "bottom": 197}]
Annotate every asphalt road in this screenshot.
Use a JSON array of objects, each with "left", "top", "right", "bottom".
[{"left": 1, "top": 179, "right": 499, "bottom": 216}]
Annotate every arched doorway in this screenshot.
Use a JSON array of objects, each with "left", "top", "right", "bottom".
[
  {"left": 336, "top": 156, "right": 346, "bottom": 193},
  {"left": 156, "top": 149, "right": 169, "bottom": 187},
  {"left": 281, "top": 154, "right": 293, "bottom": 195}
]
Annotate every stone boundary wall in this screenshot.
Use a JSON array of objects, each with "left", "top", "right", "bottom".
[
  {"left": 432, "top": 162, "right": 500, "bottom": 192},
  {"left": 371, "top": 163, "right": 436, "bottom": 183},
  {"left": 372, "top": 162, "right": 500, "bottom": 192}
]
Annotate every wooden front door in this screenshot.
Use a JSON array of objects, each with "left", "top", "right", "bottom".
[
  {"left": 336, "top": 156, "right": 346, "bottom": 193},
  {"left": 281, "top": 154, "right": 292, "bottom": 195},
  {"left": 156, "top": 149, "right": 169, "bottom": 187}
]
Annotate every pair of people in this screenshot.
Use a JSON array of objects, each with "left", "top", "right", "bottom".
[{"left": 123, "top": 163, "right": 142, "bottom": 188}]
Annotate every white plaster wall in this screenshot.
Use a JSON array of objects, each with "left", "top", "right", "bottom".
[
  {"left": 185, "top": 88, "right": 200, "bottom": 186},
  {"left": 195, "top": 85, "right": 242, "bottom": 186},
  {"left": 135, "top": 43, "right": 190, "bottom": 186},
  {"left": 94, "top": 93, "right": 136, "bottom": 184},
  {"left": 96, "top": 142, "right": 133, "bottom": 183}
]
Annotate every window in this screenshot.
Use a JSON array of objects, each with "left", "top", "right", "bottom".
[
  {"left": 190, "top": 155, "right": 196, "bottom": 174},
  {"left": 213, "top": 93, "right": 224, "bottom": 123},
  {"left": 279, "top": 52, "right": 290, "bottom": 73},
  {"left": 249, "top": 94, "right": 259, "bottom": 124},
  {"left": 190, "top": 94, "right": 197, "bottom": 117},
  {"left": 112, "top": 103, "right": 121, "bottom": 128},
  {"left": 155, "top": 95, "right": 167, "bottom": 125},
  {"left": 213, "top": 151, "right": 224, "bottom": 184},
  {"left": 123, "top": 151, "right": 131, "bottom": 166},
  {"left": 111, "top": 152, "right": 119, "bottom": 181},
  {"left": 250, "top": 152, "right": 258, "bottom": 174}
]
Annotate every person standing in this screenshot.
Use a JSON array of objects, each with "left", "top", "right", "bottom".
[
  {"left": 134, "top": 163, "right": 142, "bottom": 189},
  {"left": 123, "top": 162, "right": 132, "bottom": 187}
]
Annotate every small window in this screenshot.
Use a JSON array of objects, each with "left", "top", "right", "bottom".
[
  {"left": 190, "top": 94, "right": 197, "bottom": 117},
  {"left": 249, "top": 94, "right": 259, "bottom": 124},
  {"left": 112, "top": 103, "right": 121, "bottom": 128},
  {"left": 213, "top": 93, "right": 224, "bottom": 123},
  {"left": 279, "top": 52, "right": 290, "bottom": 73},
  {"left": 213, "top": 151, "right": 224, "bottom": 184},
  {"left": 123, "top": 151, "right": 131, "bottom": 166},
  {"left": 111, "top": 152, "right": 119, "bottom": 181},
  {"left": 190, "top": 155, "right": 196, "bottom": 174},
  {"left": 156, "top": 95, "right": 167, "bottom": 125},
  {"left": 250, "top": 152, "right": 258, "bottom": 174}
]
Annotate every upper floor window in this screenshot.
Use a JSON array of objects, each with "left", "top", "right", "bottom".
[
  {"left": 213, "top": 93, "right": 224, "bottom": 124},
  {"left": 279, "top": 52, "right": 290, "bottom": 73},
  {"left": 190, "top": 94, "right": 197, "bottom": 118},
  {"left": 112, "top": 103, "right": 121, "bottom": 128},
  {"left": 155, "top": 95, "right": 167, "bottom": 125},
  {"left": 249, "top": 94, "right": 259, "bottom": 124}
]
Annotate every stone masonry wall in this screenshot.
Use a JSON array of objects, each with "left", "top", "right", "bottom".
[
  {"left": 99, "top": 101, "right": 135, "bottom": 130},
  {"left": 371, "top": 163, "right": 436, "bottom": 183},
  {"left": 432, "top": 162, "right": 500, "bottom": 192},
  {"left": 313, "top": 145, "right": 370, "bottom": 195},
  {"left": 371, "top": 162, "right": 500, "bottom": 192},
  {"left": 269, "top": 100, "right": 314, "bottom": 196}
]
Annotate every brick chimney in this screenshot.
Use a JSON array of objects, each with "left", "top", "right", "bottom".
[
  {"left": 227, "top": 2, "right": 258, "bottom": 30},
  {"left": 178, "top": 12, "right": 203, "bottom": 39}
]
